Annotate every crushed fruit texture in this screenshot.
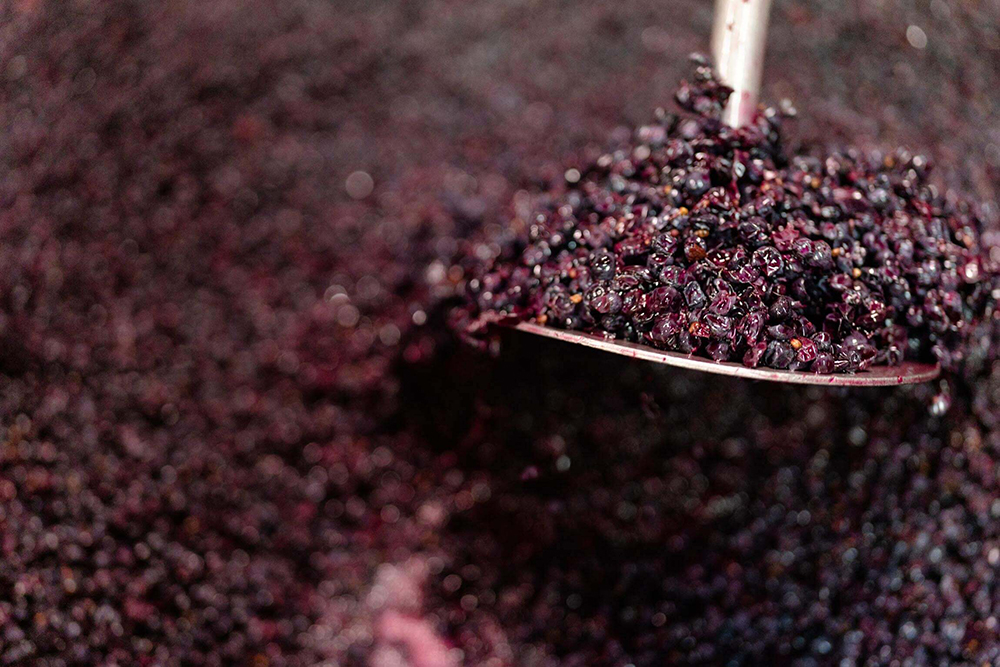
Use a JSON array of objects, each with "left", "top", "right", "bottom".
[
  {"left": 460, "top": 60, "right": 998, "bottom": 373},
  {"left": 7, "top": 0, "right": 1000, "bottom": 666}
]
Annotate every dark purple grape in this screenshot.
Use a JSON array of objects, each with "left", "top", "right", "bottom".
[
  {"left": 684, "top": 281, "right": 706, "bottom": 308},
  {"left": 658, "top": 265, "right": 684, "bottom": 287},
  {"left": 753, "top": 246, "right": 784, "bottom": 277},
  {"left": 664, "top": 139, "right": 692, "bottom": 163},
  {"left": 812, "top": 352, "right": 835, "bottom": 373},
  {"left": 743, "top": 341, "right": 768, "bottom": 367},
  {"left": 646, "top": 251, "right": 672, "bottom": 276},
  {"left": 590, "top": 249, "right": 617, "bottom": 280},
  {"left": 649, "top": 313, "right": 685, "bottom": 343},
  {"left": 647, "top": 285, "right": 680, "bottom": 311},
  {"left": 704, "top": 313, "right": 733, "bottom": 338},
  {"left": 769, "top": 296, "right": 793, "bottom": 321},
  {"left": 705, "top": 340, "right": 730, "bottom": 360},
  {"left": 791, "top": 237, "right": 814, "bottom": 257},
  {"left": 652, "top": 233, "right": 679, "bottom": 255},
  {"left": 685, "top": 170, "right": 710, "bottom": 197},
  {"left": 764, "top": 340, "right": 795, "bottom": 368},
  {"left": 726, "top": 262, "right": 759, "bottom": 284},
  {"left": 739, "top": 217, "right": 769, "bottom": 245},
  {"left": 591, "top": 290, "right": 623, "bottom": 315},
  {"left": 809, "top": 240, "right": 834, "bottom": 269},
  {"left": 767, "top": 324, "right": 794, "bottom": 340},
  {"left": 834, "top": 350, "right": 863, "bottom": 373},
  {"left": 772, "top": 226, "right": 799, "bottom": 251},
  {"left": 709, "top": 290, "right": 736, "bottom": 315},
  {"left": 459, "top": 61, "right": 995, "bottom": 375},
  {"left": 738, "top": 311, "right": 765, "bottom": 342},
  {"left": 794, "top": 337, "right": 817, "bottom": 363}
]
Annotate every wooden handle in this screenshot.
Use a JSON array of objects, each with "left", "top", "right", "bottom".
[{"left": 711, "top": 0, "right": 773, "bottom": 128}]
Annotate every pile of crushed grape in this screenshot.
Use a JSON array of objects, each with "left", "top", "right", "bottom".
[
  {"left": 460, "top": 59, "right": 998, "bottom": 373},
  {"left": 10, "top": 1, "right": 1000, "bottom": 665}
]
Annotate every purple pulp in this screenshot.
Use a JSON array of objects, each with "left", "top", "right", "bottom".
[{"left": 460, "top": 60, "right": 998, "bottom": 374}]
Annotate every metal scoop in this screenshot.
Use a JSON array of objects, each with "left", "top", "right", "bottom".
[{"left": 509, "top": 0, "right": 940, "bottom": 385}]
